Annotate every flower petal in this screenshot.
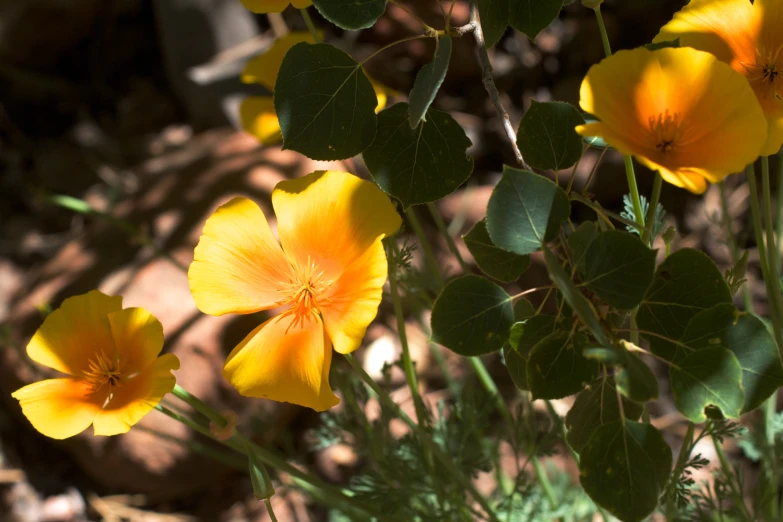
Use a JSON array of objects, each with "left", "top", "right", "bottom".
[
  {"left": 321, "top": 239, "right": 387, "bottom": 354},
  {"left": 26, "top": 290, "right": 122, "bottom": 376},
  {"left": 272, "top": 171, "right": 401, "bottom": 279},
  {"left": 92, "top": 353, "right": 180, "bottom": 436},
  {"left": 107, "top": 307, "right": 164, "bottom": 375},
  {"left": 240, "top": 97, "right": 282, "bottom": 145},
  {"left": 223, "top": 314, "right": 339, "bottom": 411},
  {"left": 291, "top": 0, "right": 312, "bottom": 7},
  {"left": 11, "top": 379, "right": 104, "bottom": 440},
  {"left": 240, "top": 0, "right": 293, "bottom": 13},
  {"left": 241, "top": 32, "right": 317, "bottom": 92},
  {"left": 189, "top": 197, "right": 294, "bottom": 316}
]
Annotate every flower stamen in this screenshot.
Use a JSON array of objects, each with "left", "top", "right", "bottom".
[
  {"left": 741, "top": 44, "right": 783, "bottom": 101},
  {"left": 277, "top": 256, "right": 333, "bottom": 330},
  {"left": 84, "top": 352, "right": 123, "bottom": 392},
  {"left": 649, "top": 110, "right": 684, "bottom": 154}
]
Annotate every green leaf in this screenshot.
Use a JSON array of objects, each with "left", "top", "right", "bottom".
[
  {"left": 477, "top": 0, "right": 509, "bottom": 48},
  {"left": 579, "top": 230, "right": 657, "bottom": 310},
  {"left": 542, "top": 245, "right": 608, "bottom": 345},
  {"left": 408, "top": 36, "right": 452, "bottom": 128},
  {"left": 275, "top": 42, "right": 377, "bottom": 160},
  {"left": 464, "top": 219, "right": 530, "bottom": 282},
  {"left": 579, "top": 420, "right": 672, "bottom": 522},
  {"left": 516, "top": 101, "right": 585, "bottom": 171},
  {"left": 513, "top": 299, "right": 536, "bottom": 320},
  {"left": 566, "top": 377, "right": 643, "bottom": 453},
  {"left": 567, "top": 221, "right": 599, "bottom": 275},
  {"left": 431, "top": 275, "right": 514, "bottom": 356},
  {"left": 680, "top": 304, "right": 783, "bottom": 413},
  {"left": 508, "top": 0, "right": 562, "bottom": 40},
  {"left": 486, "top": 166, "right": 570, "bottom": 256},
  {"left": 584, "top": 344, "right": 659, "bottom": 403},
  {"left": 637, "top": 248, "right": 732, "bottom": 360},
  {"left": 527, "top": 332, "right": 598, "bottom": 399},
  {"left": 363, "top": 103, "right": 474, "bottom": 209},
  {"left": 311, "top": 0, "right": 387, "bottom": 30},
  {"left": 504, "top": 314, "right": 560, "bottom": 390},
  {"left": 670, "top": 346, "right": 744, "bottom": 422},
  {"left": 645, "top": 37, "right": 680, "bottom": 51}
]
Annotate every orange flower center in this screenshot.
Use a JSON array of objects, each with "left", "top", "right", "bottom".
[
  {"left": 278, "top": 256, "right": 333, "bottom": 328},
  {"left": 649, "top": 110, "right": 684, "bottom": 154},
  {"left": 84, "top": 352, "right": 123, "bottom": 393},
  {"left": 741, "top": 44, "right": 783, "bottom": 101}
]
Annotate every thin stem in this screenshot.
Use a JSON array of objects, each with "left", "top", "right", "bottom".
[
  {"left": 763, "top": 396, "right": 779, "bottom": 521},
  {"left": 777, "top": 151, "right": 783, "bottom": 273},
  {"left": 299, "top": 8, "right": 321, "bottom": 43},
  {"left": 570, "top": 193, "right": 640, "bottom": 231},
  {"left": 712, "top": 435, "right": 753, "bottom": 522},
  {"left": 623, "top": 156, "right": 646, "bottom": 230},
  {"left": 264, "top": 499, "right": 279, "bottom": 522},
  {"left": 360, "top": 34, "right": 432, "bottom": 65},
  {"left": 343, "top": 353, "right": 502, "bottom": 522},
  {"left": 171, "top": 384, "right": 226, "bottom": 427},
  {"left": 719, "top": 181, "right": 754, "bottom": 312},
  {"left": 427, "top": 202, "right": 469, "bottom": 272},
  {"left": 747, "top": 164, "right": 783, "bottom": 356},
  {"left": 641, "top": 172, "right": 662, "bottom": 246},
  {"left": 389, "top": 0, "right": 434, "bottom": 32},
  {"left": 405, "top": 207, "right": 444, "bottom": 288},
  {"left": 592, "top": 6, "right": 612, "bottom": 57},
  {"left": 761, "top": 155, "right": 783, "bottom": 322},
  {"left": 531, "top": 458, "right": 558, "bottom": 511}
]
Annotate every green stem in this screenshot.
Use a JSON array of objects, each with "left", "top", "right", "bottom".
[
  {"left": 427, "top": 202, "right": 469, "bottom": 272},
  {"left": 763, "top": 396, "right": 780, "bottom": 521},
  {"left": 264, "top": 499, "right": 279, "bottom": 522},
  {"left": 299, "top": 8, "right": 321, "bottom": 43},
  {"left": 592, "top": 5, "right": 612, "bottom": 57},
  {"left": 531, "top": 458, "right": 558, "bottom": 512},
  {"left": 719, "top": 181, "right": 754, "bottom": 312},
  {"left": 172, "top": 384, "right": 226, "bottom": 427},
  {"left": 624, "top": 156, "right": 646, "bottom": 230},
  {"left": 429, "top": 340, "right": 460, "bottom": 394},
  {"left": 405, "top": 207, "right": 444, "bottom": 288},
  {"left": 747, "top": 164, "right": 783, "bottom": 357},
  {"left": 343, "top": 353, "right": 502, "bottom": 522},
  {"left": 641, "top": 172, "right": 662, "bottom": 246},
  {"left": 777, "top": 151, "right": 783, "bottom": 273},
  {"left": 712, "top": 434, "right": 753, "bottom": 522},
  {"left": 762, "top": 156, "right": 783, "bottom": 321}
]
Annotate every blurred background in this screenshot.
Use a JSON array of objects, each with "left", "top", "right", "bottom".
[{"left": 1, "top": 0, "right": 778, "bottom": 520}]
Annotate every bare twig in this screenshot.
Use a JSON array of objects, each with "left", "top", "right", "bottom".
[{"left": 453, "top": 3, "right": 530, "bottom": 170}]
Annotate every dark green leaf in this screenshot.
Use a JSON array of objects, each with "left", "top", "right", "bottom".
[
  {"left": 670, "top": 347, "right": 744, "bottom": 422},
  {"left": 637, "top": 248, "right": 732, "bottom": 360},
  {"left": 504, "top": 315, "right": 560, "bottom": 390},
  {"left": 584, "top": 344, "right": 659, "bottom": 403},
  {"left": 543, "top": 245, "right": 608, "bottom": 345},
  {"left": 581, "top": 114, "right": 608, "bottom": 148},
  {"left": 477, "top": 0, "right": 509, "bottom": 48},
  {"left": 408, "top": 36, "right": 452, "bottom": 128},
  {"left": 516, "top": 101, "right": 585, "bottom": 171},
  {"left": 312, "top": 0, "right": 387, "bottom": 30},
  {"left": 567, "top": 221, "right": 599, "bottom": 275},
  {"left": 527, "top": 332, "right": 598, "bottom": 399},
  {"left": 566, "top": 377, "right": 643, "bottom": 453},
  {"left": 579, "top": 420, "right": 672, "bottom": 522},
  {"left": 645, "top": 37, "right": 680, "bottom": 51},
  {"left": 275, "top": 42, "right": 378, "bottom": 160},
  {"left": 513, "top": 299, "right": 536, "bottom": 320},
  {"left": 363, "top": 103, "right": 474, "bottom": 209},
  {"left": 431, "top": 275, "right": 514, "bottom": 356},
  {"left": 681, "top": 304, "right": 783, "bottom": 413},
  {"left": 464, "top": 219, "right": 530, "bottom": 282},
  {"left": 486, "top": 166, "right": 570, "bottom": 256},
  {"left": 580, "top": 230, "right": 656, "bottom": 310},
  {"left": 508, "top": 0, "right": 562, "bottom": 40}
]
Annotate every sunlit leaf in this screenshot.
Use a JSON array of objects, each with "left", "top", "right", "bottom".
[{"left": 312, "top": 0, "right": 387, "bottom": 30}]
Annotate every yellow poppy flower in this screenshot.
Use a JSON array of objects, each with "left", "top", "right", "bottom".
[
  {"left": 576, "top": 47, "right": 767, "bottom": 194},
  {"left": 656, "top": 0, "right": 783, "bottom": 155},
  {"left": 11, "top": 291, "right": 180, "bottom": 440},
  {"left": 188, "top": 171, "right": 401, "bottom": 411},
  {"left": 239, "top": 32, "right": 391, "bottom": 145},
  {"left": 240, "top": 0, "right": 311, "bottom": 14}
]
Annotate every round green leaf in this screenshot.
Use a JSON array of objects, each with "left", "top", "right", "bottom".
[
  {"left": 584, "top": 344, "right": 659, "bottom": 403},
  {"left": 517, "top": 101, "right": 585, "bottom": 172},
  {"left": 275, "top": 42, "right": 378, "bottom": 160},
  {"left": 637, "top": 248, "right": 732, "bottom": 360},
  {"left": 670, "top": 347, "right": 744, "bottom": 422},
  {"left": 508, "top": 0, "right": 562, "bottom": 40},
  {"left": 567, "top": 221, "right": 599, "bottom": 275},
  {"left": 312, "top": 0, "right": 387, "bottom": 30},
  {"left": 464, "top": 219, "right": 530, "bottom": 282},
  {"left": 363, "top": 103, "right": 474, "bottom": 209},
  {"left": 579, "top": 420, "right": 672, "bottom": 522},
  {"left": 681, "top": 304, "right": 783, "bottom": 413},
  {"left": 486, "top": 166, "right": 570, "bottom": 256},
  {"left": 504, "top": 314, "right": 560, "bottom": 390},
  {"left": 431, "top": 275, "right": 514, "bottom": 356},
  {"left": 527, "top": 332, "right": 598, "bottom": 399},
  {"left": 580, "top": 230, "right": 657, "bottom": 310},
  {"left": 477, "top": 0, "right": 509, "bottom": 48},
  {"left": 408, "top": 36, "right": 452, "bottom": 128},
  {"left": 565, "top": 377, "right": 643, "bottom": 454},
  {"left": 513, "top": 299, "right": 536, "bottom": 320}
]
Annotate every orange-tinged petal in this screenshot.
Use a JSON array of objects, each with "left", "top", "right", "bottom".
[
  {"left": 26, "top": 290, "right": 122, "bottom": 376},
  {"left": 240, "top": 0, "right": 293, "bottom": 13},
  {"left": 240, "top": 97, "right": 283, "bottom": 145},
  {"left": 242, "top": 32, "right": 317, "bottom": 92},
  {"left": 577, "top": 47, "right": 767, "bottom": 194},
  {"left": 321, "top": 239, "right": 388, "bottom": 354},
  {"left": 272, "top": 171, "right": 401, "bottom": 279},
  {"left": 291, "top": 0, "right": 312, "bottom": 7},
  {"left": 92, "top": 353, "right": 180, "bottom": 436},
  {"left": 189, "top": 197, "right": 294, "bottom": 316},
  {"left": 223, "top": 314, "right": 338, "bottom": 411},
  {"left": 11, "top": 379, "right": 104, "bottom": 440},
  {"left": 107, "top": 307, "right": 164, "bottom": 375}
]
